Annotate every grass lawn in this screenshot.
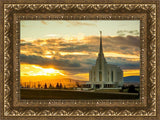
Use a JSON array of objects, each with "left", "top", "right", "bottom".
[
  {"left": 20, "top": 89, "right": 139, "bottom": 100},
  {"left": 95, "top": 89, "right": 121, "bottom": 93}
]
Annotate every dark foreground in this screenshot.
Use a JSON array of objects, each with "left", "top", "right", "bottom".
[{"left": 20, "top": 89, "right": 139, "bottom": 100}]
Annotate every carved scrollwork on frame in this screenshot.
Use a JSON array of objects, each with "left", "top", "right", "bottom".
[{"left": 3, "top": 4, "right": 156, "bottom": 117}]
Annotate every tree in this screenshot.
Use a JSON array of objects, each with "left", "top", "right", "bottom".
[
  {"left": 20, "top": 83, "right": 23, "bottom": 88},
  {"left": 120, "top": 85, "right": 126, "bottom": 92},
  {"left": 44, "top": 83, "right": 47, "bottom": 89},
  {"left": 60, "top": 83, "right": 63, "bottom": 89},
  {"left": 128, "top": 85, "right": 138, "bottom": 93},
  {"left": 38, "top": 84, "right": 41, "bottom": 88},
  {"left": 56, "top": 83, "right": 59, "bottom": 89},
  {"left": 49, "top": 84, "right": 53, "bottom": 89},
  {"left": 33, "top": 83, "right": 36, "bottom": 88},
  {"left": 64, "top": 85, "right": 66, "bottom": 89},
  {"left": 76, "top": 82, "right": 81, "bottom": 88}
]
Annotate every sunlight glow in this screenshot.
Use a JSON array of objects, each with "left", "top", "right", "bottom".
[
  {"left": 43, "top": 55, "right": 53, "bottom": 58},
  {"left": 60, "top": 52, "right": 89, "bottom": 56},
  {"left": 123, "top": 69, "right": 140, "bottom": 77},
  {"left": 21, "top": 64, "right": 65, "bottom": 76},
  {"left": 104, "top": 52, "right": 139, "bottom": 59}
]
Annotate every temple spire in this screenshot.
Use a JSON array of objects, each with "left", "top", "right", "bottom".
[{"left": 100, "top": 31, "right": 103, "bottom": 54}]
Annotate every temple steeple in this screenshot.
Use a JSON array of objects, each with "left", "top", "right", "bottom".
[
  {"left": 99, "top": 31, "right": 103, "bottom": 54},
  {"left": 96, "top": 31, "right": 106, "bottom": 66},
  {"left": 97, "top": 31, "right": 105, "bottom": 61}
]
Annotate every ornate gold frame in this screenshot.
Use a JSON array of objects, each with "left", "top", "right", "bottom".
[{"left": 0, "top": 0, "right": 160, "bottom": 119}]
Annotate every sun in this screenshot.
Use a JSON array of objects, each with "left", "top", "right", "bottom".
[
  {"left": 21, "top": 64, "right": 65, "bottom": 76},
  {"left": 43, "top": 68, "right": 65, "bottom": 76}
]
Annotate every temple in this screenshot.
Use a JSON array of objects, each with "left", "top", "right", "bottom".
[{"left": 86, "top": 31, "right": 123, "bottom": 89}]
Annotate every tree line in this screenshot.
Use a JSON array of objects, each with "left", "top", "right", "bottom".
[{"left": 44, "top": 83, "right": 66, "bottom": 89}]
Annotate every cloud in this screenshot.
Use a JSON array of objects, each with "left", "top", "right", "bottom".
[
  {"left": 106, "top": 57, "right": 140, "bottom": 70},
  {"left": 83, "top": 59, "right": 96, "bottom": 65},
  {"left": 21, "top": 25, "right": 25, "bottom": 27},
  {"left": 67, "top": 21, "right": 96, "bottom": 27},
  {"left": 20, "top": 54, "right": 81, "bottom": 70},
  {"left": 59, "top": 44, "right": 91, "bottom": 52},
  {"left": 45, "top": 34, "right": 57, "bottom": 37},
  {"left": 117, "top": 30, "right": 139, "bottom": 36},
  {"left": 21, "top": 35, "right": 140, "bottom": 55},
  {"left": 82, "top": 35, "right": 140, "bottom": 55},
  {"left": 20, "top": 34, "right": 140, "bottom": 75},
  {"left": 20, "top": 42, "right": 34, "bottom": 46},
  {"left": 20, "top": 39, "right": 26, "bottom": 42},
  {"left": 41, "top": 21, "right": 47, "bottom": 25}
]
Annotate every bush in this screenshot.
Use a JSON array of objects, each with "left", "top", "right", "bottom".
[{"left": 128, "top": 85, "right": 138, "bottom": 93}]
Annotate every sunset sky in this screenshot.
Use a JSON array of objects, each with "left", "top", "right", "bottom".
[{"left": 20, "top": 20, "right": 140, "bottom": 86}]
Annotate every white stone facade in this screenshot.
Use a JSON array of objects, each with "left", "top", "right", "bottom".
[{"left": 86, "top": 31, "right": 123, "bottom": 89}]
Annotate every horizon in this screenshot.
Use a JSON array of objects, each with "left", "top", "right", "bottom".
[{"left": 20, "top": 75, "right": 140, "bottom": 88}]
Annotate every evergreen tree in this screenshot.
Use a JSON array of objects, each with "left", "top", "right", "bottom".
[
  {"left": 60, "top": 83, "right": 63, "bottom": 89},
  {"left": 49, "top": 83, "right": 53, "bottom": 89},
  {"left": 56, "top": 83, "right": 59, "bottom": 89},
  {"left": 44, "top": 83, "right": 47, "bottom": 89},
  {"left": 38, "top": 84, "right": 41, "bottom": 88},
  {"left": 128, "top": 85, "right": 138, "bottom": 93}
]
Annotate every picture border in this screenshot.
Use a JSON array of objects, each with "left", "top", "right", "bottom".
[
  {"left": 0, "top": 0, "right": 160, "bottom": 119},
  {"left": 13, "top": 13, "right": 146, "bottom": 108}
]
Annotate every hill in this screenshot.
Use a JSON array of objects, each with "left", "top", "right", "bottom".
[
  {"left": 123, "top": 76, "right": 140, "bottom": 83},
  {"left": 21, "top": 76, "right": 87, "bottom": 88}
]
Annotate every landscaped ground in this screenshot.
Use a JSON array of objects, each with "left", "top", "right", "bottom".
[{"left": 20, "top": 89, "right": 139, "bottom": 99}]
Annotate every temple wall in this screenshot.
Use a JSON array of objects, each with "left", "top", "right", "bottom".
[{"left": 88, "top": 63, "right": 123, "bottom": 88}]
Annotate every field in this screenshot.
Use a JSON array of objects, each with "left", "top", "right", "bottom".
[{"left": 20, "top": 89, "right": 139, "bottom": 99}]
